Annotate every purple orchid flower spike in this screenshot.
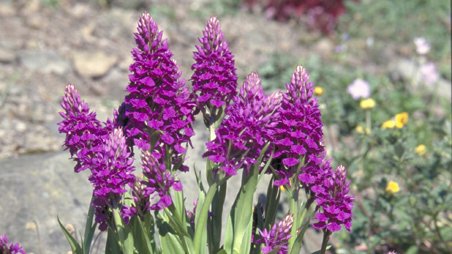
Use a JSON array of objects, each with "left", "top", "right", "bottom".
[
  {"left": 313, "top": 165, "right": 354, "bottom": 232},
  {"left": 204, "top": 72, "right": 278, "bottom": 176},
  {"left": 191, "top": 17, "right": 237, "bottom": 126},
  {"left": 58, "top": 84, "right": 105, "bottom": 172},
  {"left": 123, "top": 13, "right": 195, "bottom": 173},
  {"left": 88, "top": 128, "right": 135, "bottom": 230},
  {"left": 259, "top": 215, "right": 293, "bottom": 254},
  {"left": 271, "top": 66, "right": 324, "bottom": 186}
]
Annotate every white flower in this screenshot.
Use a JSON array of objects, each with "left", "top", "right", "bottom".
[
  {"left": 347, "top": 79, "right": 370, "bottom": 100},
  {"left": 414, "top": 37, "right": 430, "bottom": 55}
]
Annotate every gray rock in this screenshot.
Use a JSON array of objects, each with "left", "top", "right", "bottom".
[
  {"left": 19, "top": 50, "right": 70, "bottom": 75},
  {"left": 0, "top": 153, "right": 93, "bottom": 253},
  {"left": 0, "top": 2, "right": 15, "bottom": 17},
  {"left": 72, "top": 51, "right": 117, "bottom": 79},
  {"left": 0, "top": 48, "right": 15, "bottom": 63}
]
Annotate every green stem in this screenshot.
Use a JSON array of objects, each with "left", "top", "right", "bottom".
[
  {"left": 320, "top": 231, "right": 331, "bottom": 254},
  {"left": 288, "top": 183, "right": 300, "bottom": 251},
  {"left": 366, "top": 110, "right": 371, "bottom": 132}
]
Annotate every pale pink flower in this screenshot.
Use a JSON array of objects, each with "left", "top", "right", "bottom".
[
  {"left": 347, "top": 79, "right": 370, "bottom": 100},
  {"left": 414, "top": 37, "right": 430, "bottom": 55},
  {"left": 420, "top": 62, "right": 439, "bottom": 85}
]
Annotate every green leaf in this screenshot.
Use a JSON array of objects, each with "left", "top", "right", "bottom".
[
  {"left": 157, "top": 212, "right": 186, "bottom": 254},
  {"left": 57, "top": 216, "right": 82, "bottom": 254},
  {"left": 223, "top": 143, "right": 271, "bottom": 254},
  {"left": 106, "top": 227, "right": 123, "bottom": 254},
  {"left": 82, "top": 197, "right": 96, "bottom": 254},
  {"left": 131, "top": 216, "right": 154, "bottom": 254},
  {"left": 193, "top": 181, "right": 220, "bottom": 254},
  {"left": 263, "top": 177, "right": 280, "bottom": 229},
  {"left": 113, "top": 208, "right": 135, "bottom": 254},
  {"left": 289, "top": 223, "right": 310, "bottom": 254},
  {"left": 172, "top": 190, "right": 188, "bottom": 230},
  {"left": 160, "top": 209, "right": 193, "bottom": 254},
  {"left": 160, "top": 231, "right": 186, "bottom": 254}
]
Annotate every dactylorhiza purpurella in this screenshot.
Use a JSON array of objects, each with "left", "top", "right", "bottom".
[
  {"left": 122, "top": 13, "right": 195, "bottom": 173},
  {"left": 203, "top": 73, "right": 279, "bottom": 176},
  {"left": 0, "top": 234, "right": 26, "bottom": 254},
  {"left": 271, "top": 66, "right": 325, "bottom": 187},
  {"left": 258, "top": 215, "right": 293, "bottom": 254},
  {"left": 58, "top": 12, "right": 354, "bottom": 242},
  {"left": 313, "top": 165, "right": 353, "bottom": 232},
  {"left": 191, "top": 17, "right": 237, "bottom": 126}
]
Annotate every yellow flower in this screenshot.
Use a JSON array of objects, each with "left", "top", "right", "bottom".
[
  {"left": 386, "top": 181, "right": 400, "bottom": 194},
  {"left": 395, "top": 112, "right": 409, "bottom": 128},
  {"left": 415, "top": 144, "right": 427, "bottom": 156},
  {"left": 314, "top": 86, "right": 324, "bottom": 96},
  {"left": 279, "top": 185, "right": 286, "bottom": 192},
  {"left": 381, "top": 119, "right": 396, "bottom": 129},
  {"left": 360, "top": 98, "right": 376, "bottom": 110},
  {"left": 356, "top": 125, "right": 370, "bottom": 134}
]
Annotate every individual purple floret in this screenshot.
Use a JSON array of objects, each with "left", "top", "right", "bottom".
[
  {"left": 204, "top": 73, "right": 278, "bottom": 176},
  {"left": 191, "top": 17, "right": 237, "bottom": 125},
  {"left": 0, "top": 234, "right": 26, "bottom": 254},
  {"left": 271, "top": 66, "right": 324, "bottom": 186},
  {"left": 123, "top": 13, "right": 195, "bottom": 172},
  {"left": 58, "top": 84, "right": 104, "bottom": 172},
  {"left": 89, "top": 128, "right": 135, "bottom": 231},
  {"left": 313, "top": 165, "right": 353, "bottom": 232},
  {"left": 259, "top": 215, "right": 293, "bottom": 254}
]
